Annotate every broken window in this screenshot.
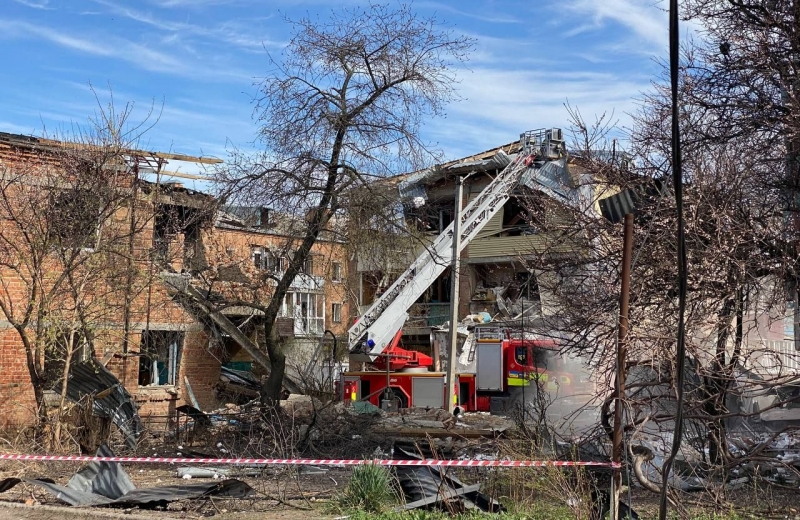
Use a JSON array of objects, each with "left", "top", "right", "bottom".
[
  {"left": 406, "top": 203, "right": 452, "bottom": 233},
  {"left": 514, "top": 271, "right": 540, "bottom": 301},
  {"left": 331, "top": 262, "right": 342, "bottom": 282},
  {"left": 281, "top": 292, "right": 324, "bottom": 335},
  {"left": 48, "top": 188, "right": 102, "bottom": 249},
  {"left": 183, "top": 219, "right": 206, "bottom": 271},
  {"left": 332, "top": 302, "right": 342, "bottom": 323},
  {"left": 153, "top": 206, "right": 183, "bottom": 263},
  {"left": 138, "top": 331, "right": 183, "bottom": 386},
  {"left": 153, "top": 204, "right": 205, "bottom": 267},
  {"left": 252, "top": 247, "right": 284, "bottom": 272},
  {"left": 501, "top": 196, "right": 539, "bottom": 236},
  {"left": 43, "top": 329, "right": 92, "bottom": 390}
]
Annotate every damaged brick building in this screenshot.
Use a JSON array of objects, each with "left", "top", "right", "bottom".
[{"left": 0, "top": 132, "right": 351, "bottom": 430}]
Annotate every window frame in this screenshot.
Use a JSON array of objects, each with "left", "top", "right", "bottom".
[
  {"left": 138, "top": 331, "right": 184, "bottom": 387},
  {"left": 331, "top": 261, "right": 343, "bottom": 282}
]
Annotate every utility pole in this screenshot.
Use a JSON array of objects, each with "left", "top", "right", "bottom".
[
  {"left": 611, "top": 212, "right": 634, "bottom": 520},
  {"left": 446, "top": 175, "right": 465, "bottom": 414},
  {"left": 600, "top": 180, "right": 662, "bottom": 518}
]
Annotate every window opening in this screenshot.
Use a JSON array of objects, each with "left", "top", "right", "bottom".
[
  {"left": 138, "top": 331, "right": 184, "bottom": 386},
  {"left": 331, "top": 262, "right": 342, "bottom": 282}
]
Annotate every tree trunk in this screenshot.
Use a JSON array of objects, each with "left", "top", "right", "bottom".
[
  {"left": 260, "top": 332, "right": 286, "bottom": 409},
  {"left": 704, "top": 294, "right": 735, "bottom": 465}
]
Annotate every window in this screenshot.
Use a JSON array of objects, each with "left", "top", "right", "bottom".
[
  {"left": 331, "top": 262, "right": 342, "bottom": 282},
  {"left": 514, "top": 346, "right": 528, "bottom": 365},
  {"left": 513, "top": 271, "right": 540, "bottom": 301},
  {"left": 252, "top": 246, "right": 264, "bottom": 269},
  {"left": 281, "top": 292, "right": 324, "bottom": 335},
  {"left": 153, "top": 206, "right": 183, "bottom": 262},
  {"left": 268, "top": 252, "right": 285, "bottom": 272},
  {"left": 252, "top": 247, "right": 284, "bottom": 272},
  {"left": 502, "top": 196, "right": 537, "bottom": 236},
  {"left": 303, "top": 256, "right": 314, "bottom": 275},
  {"left": 138, "top": 331, "right": 184, "bottom": 386},
  {"left": 49, "top": 188, "right": 102, "bottom": 249},
  {"left": 43, "top": 330, "right": 92, "bottom": 390},
  {"left": 332, "top": 303, "right": 342, "bottom": 323}
]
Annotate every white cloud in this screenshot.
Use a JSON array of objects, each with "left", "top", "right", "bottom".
[
  {"left": 11, "top": 0, "right": 52, "bottom": 10},
  {"left": 0, "top": 19, "right": 255, "bottom": 81},
  {"left": 147, "top": 0, "right": 243, "bottom": 7},
  {"left": 427, "top": 67, "right": 644, "bottom": 158},
  {"left": 416, "top": 2, "right": 522, "bottom": 24},
  {"left": 91, "top": 0, "right": 282, "bottom": 51},
  {"left": 0, "top": 121, "right": 39, "bottom": 135},
  {"left": 560, "top": 0, "right": 669, "bottom": 51}
]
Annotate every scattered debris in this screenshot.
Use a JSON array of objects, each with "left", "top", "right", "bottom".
[
  {"left": 0, "top": 445, "right": 252, "bottom": 508},
  {"left": 216, "top": 365, "right": 261, "bottom": 402},
  {"left": 176, "top": 467, "right": 262, "bottom": 479},
  {"left": 393, "top": 444, "right": 503, "bottom": 513}
]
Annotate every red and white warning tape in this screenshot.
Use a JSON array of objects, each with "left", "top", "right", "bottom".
[{"left": 0, "top": 453, "right": 619, "bottom": 468}]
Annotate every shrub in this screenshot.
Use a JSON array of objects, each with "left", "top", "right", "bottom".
[{"left": 336, "top": 463, "right": 399, "bottom": 514}]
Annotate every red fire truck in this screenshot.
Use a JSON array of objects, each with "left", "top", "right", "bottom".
[
  {"left": 341, "top": 129, "right": 585, "bottom": 414},
  {"left": 342, "top": 325, "right": 567, "bottom": 413}
]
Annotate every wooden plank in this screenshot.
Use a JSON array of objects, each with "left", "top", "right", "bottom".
[
  {"left": 154, "top": 170, "right": 213, "bottom": 181},
  {"left": 372, "top": 427, "right": 506, "bottom": 438},
  {"left": 0, "top": 131, "right": 222, "bottom": 165},
  {"left": 151, "top": 152, "right": 222, "bottom": 165}
]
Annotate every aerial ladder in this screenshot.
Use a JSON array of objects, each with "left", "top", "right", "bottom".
[{"left": 347, "top": 129, "right": 572, "bottom": 372}]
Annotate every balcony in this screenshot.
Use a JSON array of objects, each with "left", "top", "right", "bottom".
[
  {"left": 357, "top": 302, "right": 451, "bottom": 330},
  {"left": 407, "top": 302, "right": 451, "bottom": 328},
  {"left": 293, "top": 316, "right": 325, "bottom": 336}
]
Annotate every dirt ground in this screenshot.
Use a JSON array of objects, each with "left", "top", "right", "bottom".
[
  {"left": 0, "top": 501, "right": 334, "bottom": 520},
  {"left": 2, "top": 462, "right": 800, "bottom": 519},
  {"left": 0, "top": 461, "right": 344, "bottom": 519}
]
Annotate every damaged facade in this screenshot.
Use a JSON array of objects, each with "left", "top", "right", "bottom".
[
  {"left": 0, "top": 132, "right": 351, "bottom": 430},
  {"left": 352, "top": 135, "right": 800, "bottom": 414},
  {"left": 354, "top": 136, "right": 593, "bottom": 352}
]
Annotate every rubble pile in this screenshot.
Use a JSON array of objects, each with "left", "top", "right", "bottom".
[{"left": 630, "top": 430, "right": 800, "bottom": 491}]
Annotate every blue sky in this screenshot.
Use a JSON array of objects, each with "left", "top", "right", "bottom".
[{"left": 1, "top": 0, "right": 672, "bottom": 185}]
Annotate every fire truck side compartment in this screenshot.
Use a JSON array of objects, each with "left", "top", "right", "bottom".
[
  {"left": 476, "top": 341, "right": 504, "bottom": 391},
  {"left": 411, "top": 375, "right": 446, "bottom": 408}
]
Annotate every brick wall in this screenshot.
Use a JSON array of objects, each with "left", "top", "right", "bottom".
[
  {"left": 0, "top": 329, "right": 37, "bottom": 428},
  {"left": 0, "top": 140, "right": 353, "bottom": 432}
]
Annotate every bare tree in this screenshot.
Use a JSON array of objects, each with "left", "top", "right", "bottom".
[
  {"left": 217, "top": 3, "right": 473, "bottom": 405},
  {"left": 0, "top": 101, "right": 159, "bottom": 442},
  {"left": 519, "top": 96, "right": 800, "bottom": 503}
]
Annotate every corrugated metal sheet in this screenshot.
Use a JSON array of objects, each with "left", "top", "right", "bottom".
[
  {"left": 59, "top": 359, "right": 142, "bottom": 448},
  {"left": 519, "top": 158, "right": 575, "bottom": 202},
  {"left": 0, "top": 445, "right": 253, "bottom": 508}
]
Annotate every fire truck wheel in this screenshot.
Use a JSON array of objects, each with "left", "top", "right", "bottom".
[{"left": 391, "top": 388, "right": 409, "bottom": 409}]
